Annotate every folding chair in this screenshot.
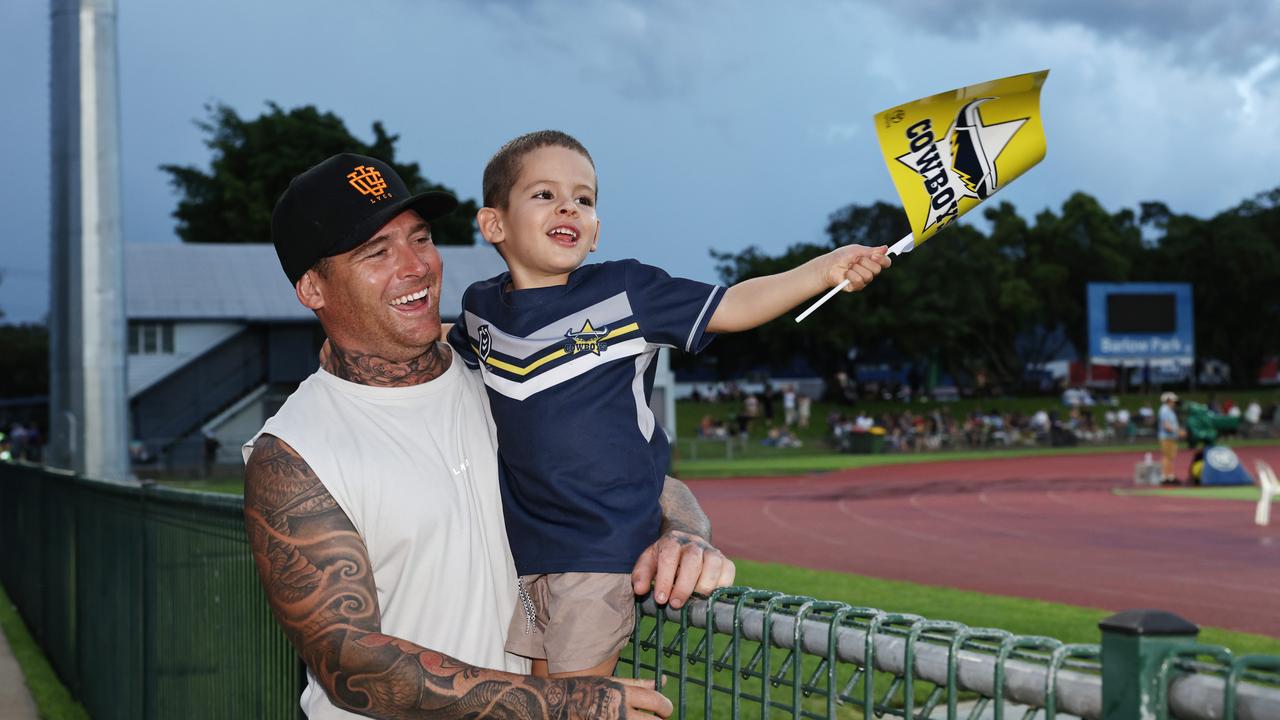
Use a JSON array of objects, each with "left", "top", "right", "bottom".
[{"left": 1255, "top": 459, "right": 1278, "bottom": 526}]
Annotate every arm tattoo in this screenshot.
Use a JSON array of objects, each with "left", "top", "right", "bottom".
[
  {"left": 244, "top": 435, "right": 629, "bottom": 718},
  {"left": 324, "top": 340, "right": 452, "bottom": 387},
  {"left": 658, "top": 476, "right": 712, "bottom": 541}
]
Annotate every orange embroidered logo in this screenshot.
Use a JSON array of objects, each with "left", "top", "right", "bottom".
[{"left": 347, "top": 165, "right": 391, "bottom": 202}]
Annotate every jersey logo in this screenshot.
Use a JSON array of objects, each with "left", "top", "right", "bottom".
[
  {"left": 564, "top": 319, "right": 609, "bottom": 355},
  {"left": 478, "top": 324, "right": 492, "bottom": 361}
]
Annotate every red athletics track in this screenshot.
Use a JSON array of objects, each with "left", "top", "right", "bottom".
[{"left": 684, "top": 446, "right": 1280, "bottom": 636}]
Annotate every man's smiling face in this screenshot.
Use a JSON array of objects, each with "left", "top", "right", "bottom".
[{"left": 307, "top": 209, "right": 444, "bottom": 361}]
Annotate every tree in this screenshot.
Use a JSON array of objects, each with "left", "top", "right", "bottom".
[
  {"left": 1151, "top": 188, "right": 1280, "bottom": 385},
  {"left": 0, "top": 324, "right": 49, "bottom": 398},
  {"left": 162, "top": 103, "right": 478, "bottom": 245}
]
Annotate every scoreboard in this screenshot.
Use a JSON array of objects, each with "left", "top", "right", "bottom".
[{"left": 1087, "top": 283, "right": 1193, "bottom": 365}]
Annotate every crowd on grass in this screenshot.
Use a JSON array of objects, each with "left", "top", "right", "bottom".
[
  {"left": 688, "top": 380, "right": 1280, "bottom": 454},
  {"left": 0, "top": 421, "right": 42, "bottom": 463}
]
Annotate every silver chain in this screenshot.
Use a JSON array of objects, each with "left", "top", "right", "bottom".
[{"left": 517, "top": 576, "right": 537, "bottom": 635}]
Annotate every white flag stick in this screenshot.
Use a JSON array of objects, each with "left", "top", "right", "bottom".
[{"left": 793, "top": 232, "right": 915, "bottom": 323}]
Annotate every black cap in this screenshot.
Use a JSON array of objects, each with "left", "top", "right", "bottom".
[{"left": 271, "top": 153, "right": 458, "bottom": 285}]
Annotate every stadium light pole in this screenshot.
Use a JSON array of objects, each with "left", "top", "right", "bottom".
[{"left": 47, "top": 0, "right": 131, "bottom": 480}]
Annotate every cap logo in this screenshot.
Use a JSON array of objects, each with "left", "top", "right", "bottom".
[{"left": 347, "top": 165, "right": 391, "bottom": 202}]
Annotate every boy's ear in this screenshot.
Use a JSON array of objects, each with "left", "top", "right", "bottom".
[
  {"left": 477, "top": 207, "right": 505, "bottom": 248},
  {"left": 590, "top": 217, "right": 600, "bottom": 252},
  {"left": 296, "top": 270, "right": 326, "bottom": 311}
]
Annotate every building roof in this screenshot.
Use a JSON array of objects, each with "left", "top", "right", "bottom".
[{"left": 125, "top": 243, "right": 505, "bottom": 322}]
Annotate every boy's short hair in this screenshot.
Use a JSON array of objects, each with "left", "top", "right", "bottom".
[{"left": 483, "top": 130, "right": 595, "bottom": 209}]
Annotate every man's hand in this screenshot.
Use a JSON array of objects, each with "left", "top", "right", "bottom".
[
  {"left": 634, "top": 476, "right": 736, "bottom": 608},
  {"left": 632, "top": 530, "right": 736, "bottom": 609},
  {"left": 822, "top": 244, "right": 891, "bottom": 293},
  {"left": 611, "top": 677, "right": 673, "bottom": 719}
]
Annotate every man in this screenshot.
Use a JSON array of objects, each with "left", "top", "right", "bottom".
[
  {"left": 242, "top": 153, "right": 734, "bottom": 719},
  {"left": 1157, "top": 391, "right": 1184, "bottom": 484}
]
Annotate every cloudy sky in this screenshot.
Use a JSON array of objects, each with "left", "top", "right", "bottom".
[{"left": 2, "top": 0, "right": 1278, "bottom": 324}]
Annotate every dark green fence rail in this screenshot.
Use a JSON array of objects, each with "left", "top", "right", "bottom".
[
  {"left": 3, "top": 462, "right": 1279, "bottom": 719},
  {"left": 0, "top": 463, "right": 301, "bottom": 720}
]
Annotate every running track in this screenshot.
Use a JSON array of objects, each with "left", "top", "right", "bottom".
[{"left": 684, "top": 446, "right": 1280, "bottom": 636}]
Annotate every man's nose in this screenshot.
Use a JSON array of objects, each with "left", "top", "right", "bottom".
[{"left": 393, "top": 241, "right": 430, "bottom": 277}]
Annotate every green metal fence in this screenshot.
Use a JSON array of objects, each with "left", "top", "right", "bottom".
[
  {"left": 0, "top": 463, "right": 301, "bottom": 720},
  {"left": 3, "top": 462, "right": 1279, "bottom": 719}
]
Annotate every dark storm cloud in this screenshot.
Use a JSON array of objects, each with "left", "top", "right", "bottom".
[{"left": 885, "top": 0, "right": 1280, "bottom": 71}]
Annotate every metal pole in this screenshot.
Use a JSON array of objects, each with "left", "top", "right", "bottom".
[{"left": 49, "top": 0, "right": 131, "bottom": 479}]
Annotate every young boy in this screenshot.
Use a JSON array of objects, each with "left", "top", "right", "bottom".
[{"left": 447, "top": 130, "right": 890, "bottom": 678}]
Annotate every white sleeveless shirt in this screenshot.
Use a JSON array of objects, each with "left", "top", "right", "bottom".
[{"left": 243, "top": 359, "right": 529, "bottom": 720}]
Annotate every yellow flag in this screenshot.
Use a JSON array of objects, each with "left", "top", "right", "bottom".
[{"left": 874, "top": 70, "right": 1049, "bottom": 248}]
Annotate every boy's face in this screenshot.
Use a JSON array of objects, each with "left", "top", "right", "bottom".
[{"left": 484, "top": 145, "right": 599, "bottom": 289}]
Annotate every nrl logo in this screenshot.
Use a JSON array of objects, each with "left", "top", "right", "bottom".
[
  {"left": 564, "top": 319, "right": 609, "bottom": 356},
  {"left": 478, "top": 325, "right": 492, "bottom": 361},
  {"left": 896, "top": 98, "right": 1028, "bottom": 234}
]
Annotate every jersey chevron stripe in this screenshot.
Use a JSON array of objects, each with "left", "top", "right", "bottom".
[
  {"left": 462, "top": 292, "right": 635, "bottom": 360},
  {"left": 469, "top": 322, "right": 642, "bottom": 378},
  {"left": 480, "top": 347, "right": 568, "bottom": 376},
  {"left": 479, "top": 338, "right": 651, "bottom": 401}
]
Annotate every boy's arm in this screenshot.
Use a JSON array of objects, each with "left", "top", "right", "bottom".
[
  {"left": 706, "top": 245, "right": 891, "bottom": 333},
  {"left": 631, "top": 476, "right": 736, "bottom": 608},
  {"left": 244, "top": 434, "right": 670, "bottom": 719}
]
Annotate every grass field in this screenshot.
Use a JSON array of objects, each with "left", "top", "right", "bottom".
[
  {"left": 0, "top": 585, "right": 89, "bottom": 720},
  {"left": 674, "top": 437, "right": 1280, "bottom": 478},
  {"left": 733, "top": 559, "right": 1280, "bottom": 652},
  {"left": 675, "top": 389, "right": 1280, "bottom": 451},
  {"left": 1120, "top": 485, "right": 1272, "bottom": 501}
]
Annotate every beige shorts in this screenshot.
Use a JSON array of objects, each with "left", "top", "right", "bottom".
[{"left": 505, "top": 572, "right": 636, "bottom": 674}]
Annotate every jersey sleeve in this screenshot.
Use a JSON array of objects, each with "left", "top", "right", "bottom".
[
  {"left": 624, "top": 260, "right": 724, "bottom": 353},
  {"left": 447, "top": 287, "right": 481, "bottom": 369}
]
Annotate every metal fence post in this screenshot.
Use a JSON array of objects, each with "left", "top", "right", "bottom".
[{"left": 1100, "top": 609, "right": 1199, "bottom": 720}]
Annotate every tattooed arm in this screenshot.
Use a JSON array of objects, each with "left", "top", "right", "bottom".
[
  {"left": 244, "top": 434, "right": 671, "bottom": 719},
  {"left": 631, "top": 477, "right": 736, "bottom": 609}
]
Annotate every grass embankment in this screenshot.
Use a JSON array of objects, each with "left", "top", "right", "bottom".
[
  {"left": 1121, "top": 485, "right": 1274, "bottom": 501},
  {"left": 733, "top": 558, "right": 1280, "bottom": 651},
  {"left": 0, "top": 584, "right": 89, "bottom": 720},
  {"left": 673, "top": 388, "right": 1280, "bottom": 478},
  {"left": 674, "top": 437, "right": 1280, "bottom": 479}
]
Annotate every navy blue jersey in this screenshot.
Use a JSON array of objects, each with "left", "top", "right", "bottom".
[{"left": 447, "top": 260, "right": 723, "bottom": 575}]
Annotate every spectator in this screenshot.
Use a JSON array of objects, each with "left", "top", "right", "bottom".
[
  {"left": 797, "top": 392, "right": 812, "bottom": 428},
  {"left": 782, "top": 385, "right": 797, "bottom": 427},
  {"left": 1244, "top": 400, "right": 1263, "bottom": 437},
  {"left": 1157, "top": 392, "right": 1185, "bottom": 484}
]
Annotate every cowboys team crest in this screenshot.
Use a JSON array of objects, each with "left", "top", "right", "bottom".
[
  {"left": 874, "top": 70, "right": 1049, "bottom": 247},
  {"left": 564, "top": 320, "right": 609, "bottom": 355}
]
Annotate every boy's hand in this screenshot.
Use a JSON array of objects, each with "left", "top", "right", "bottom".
[
  {"left": 632, "top": 530, "right": 736, "bottom": 609},
  {"left": 823, "top": 244, "right": 892, "bottom": 292}
]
